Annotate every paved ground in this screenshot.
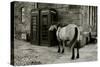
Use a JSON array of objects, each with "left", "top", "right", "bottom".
[{"left": 13, "top": 39, "right": 97, "bottom": 66}]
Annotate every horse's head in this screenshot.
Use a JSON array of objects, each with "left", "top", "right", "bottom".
[{"left": 49, "top": 25, "right": 57, "bottom": 31}]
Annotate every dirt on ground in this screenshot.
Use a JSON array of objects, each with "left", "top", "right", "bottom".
[{"left": 13, "top": 39, "right": 97, "bottom": 66}]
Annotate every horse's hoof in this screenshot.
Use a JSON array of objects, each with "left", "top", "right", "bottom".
[
  {"left": 61, "top": 51, "right": 64, "bottom": 54},
  {"left": 71, "top": 56, "right": 75, "bottom": 60},
  {"left": 76, "top": 56, "right": 79, "bottom": 59}
]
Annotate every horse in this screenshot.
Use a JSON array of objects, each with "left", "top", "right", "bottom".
[{"left": 49, "top": 24, "right": 81, "bottom": 60}]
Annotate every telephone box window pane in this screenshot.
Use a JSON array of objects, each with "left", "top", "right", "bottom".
[
  {"left": 42, "top": 15, "right": 48, "bottom": 25},
  {"left": 32, "top": 16, "right": 37, "bottom": 31}
]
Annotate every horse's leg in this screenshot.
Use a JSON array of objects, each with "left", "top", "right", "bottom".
[
  {"left": 76, "top": 47, "right": 79, "bottom": 59},
  {"left": 58, "top": 45, "right": 60, "bottom": 53},
  {"left": 76, "top": 41, "right": 80, "bottom": 59},
  {"left": 62, "top": 41, "right": 65, "bottom": 53},
  {"left": 65, "top": 40, "right": 67, "bottom": 47},
  {"left": 71, "top": 47, "right": 75, "bottom": 60},
  {"left": 58, "top": 41, "right": 61, "bottom": 53}
]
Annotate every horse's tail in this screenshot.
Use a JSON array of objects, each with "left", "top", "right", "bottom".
[{"left": 69, "top": 27, "right": 78, "bottom": 49}]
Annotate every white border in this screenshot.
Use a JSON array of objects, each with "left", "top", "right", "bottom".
[{"left": 0, "top": 0, "right": 100, "bottom": 67}]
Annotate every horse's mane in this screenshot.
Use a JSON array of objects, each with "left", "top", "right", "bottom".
[{"left": 57, "top": 24, "right": 68, "bottom": 29}]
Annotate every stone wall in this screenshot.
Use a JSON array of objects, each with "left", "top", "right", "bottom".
[{"left": 13, "top": 1, "right": 97, "bottom": 45}]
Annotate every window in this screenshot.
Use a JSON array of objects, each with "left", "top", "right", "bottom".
[{"left": 21, "top": 7, "right": 25, "bottom": 23}]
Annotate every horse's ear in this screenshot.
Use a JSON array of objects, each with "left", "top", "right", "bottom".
[{"left": 53, "top": 25, "right": 57, "bottom": 30}]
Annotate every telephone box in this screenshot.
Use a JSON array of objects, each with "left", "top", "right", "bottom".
[
  {"left": 40, "top": 9, "right": 58, "bottom": 46},
  {"left": 31, "top": 8, "right": 58, "bottom": 46}
]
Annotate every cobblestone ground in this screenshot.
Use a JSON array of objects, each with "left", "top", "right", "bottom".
[{"left": 13, "top": 39, "right": 97, "bottom": 66}]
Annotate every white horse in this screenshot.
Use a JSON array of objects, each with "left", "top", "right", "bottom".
[{"left": 49, "top": 24, "right": 80, "bottom": 60}]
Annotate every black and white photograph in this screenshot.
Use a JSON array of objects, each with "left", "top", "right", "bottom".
[{"left": 10, "top": 1, "right": 98, "bottom": 66}]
